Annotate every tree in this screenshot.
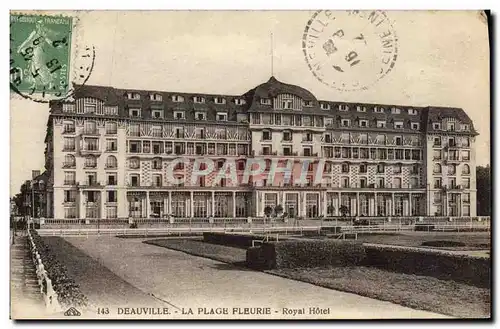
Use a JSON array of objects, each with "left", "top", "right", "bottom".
[
  {"left": 264, "top": 205, "right": 274, "bottom": 218},
  {"left": 274, "top": 204, "right": 284, "bottom": 217},
  {"left": 339, "top": 205, "right": 350, "bottom": 217},
  {"left": 477, "top": 165, "right": 491, "bottom": 216}
]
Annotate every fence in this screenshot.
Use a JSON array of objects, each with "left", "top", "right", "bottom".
[{"left": 26, "top": 229, "right": 61, "bottom": 313}]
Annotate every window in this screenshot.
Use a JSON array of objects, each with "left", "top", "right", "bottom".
[
  {"left": 63, "top": 137, "right": 75, "bottom": 151},
  {"left": 449, "top": 178, "right": 457, "bottom": 188},
  {"left": 150, "top": 93, "right": 162, "bottom": 101},
  {"left": 411, "top": 122, "right": 420, "bottom": 130},
  {"left": 462, "top": 178, "right": 471, "bottom": 188},
  {"left": 283, "top": 131, "right": 292, "bottom": 142},
  {"left": 395, "top": 137, "right": 402, "bottom": 145},
  {"left": 360, "top": 177, "right": 367, "bottom": 188},
  {"left": 391, "top": 107, "right": 401, "bottom": 114},
  {"left": 359, "top": 163, "right": 367, "bottom": 173},
  {"left": 106, "top": 122, "right": 117, "bottom": 135},
  {"left": 106, "top": 139, "right": 117, "bottom": 152},
  {"left": 85, "top": 155, "right": 97, "bottom": 168},
  {"left": 129, "top": 108, "right": 141, "bottom": 117},
  {"left": 262, "top": 130, "right": 271, "bottom": 141},
  {"left": 462, "top": 151, "right": 470, "bottom": 161},
  {"left": 195, "top": 112, "right": 206, "bottom": 120},
  {"left": 377, "top": 178, "right": 385, "bottom": 188},
  {"left": 338, "top": 104, "right": 349, "bottom": 111},
  {"left": 127, "top": 92, "right": 140, "bottom": 100},
  {"left": 341, "top": 177, "right": 350, "bottom": 188},
  {"left": 394, "top": 121, "right": 404, "bottom": 129},
  {"left": 235, "top": 98, "right": 246, "bottom": 105},
  {"left": 172, "top": 95, "right": 184, "bottom": 102},
  {"left": 377, "top": 120, "right": 386, "bottom": 128},
  {"left": 448, "top": 137, "right": 456, "bottom": 147},
  {"left": 107, "top": 173, "right": 117, "bottom": 185},
  {"left": 152, "top": 174, "right": 162, "bottom": 187},
  {"left": 462, "top": 124, "right": 470, "bottom": 131},
  {"left": 84, "top": 103, "right": 96, "bottom": 113},
  {"left": 282, "top": 99, "right": 293, "bottom": 109},
  {"left": 129, "top": 158, "right": 140, "bottom": 169},
  {"left": 216, "top": 112, "right": 228, "bottom": 121},
  {"left": 63, "top": 154, "right": 76, "bottom": 168},
  {"left": 410, "top": 177, "right": 419, "bottom": 188},
  {"left": 394, "top": 163, "right": 402, "bottom": 174},
  {"left": 64, "top": 172, "right": 76, "bottom": 185},
  {"left": 447, "top": 122, "right": 456, "bottom": 131},
  {"left": 430, "top": 151, "right": 441, "bottom": 161},
  {"left": 463, "top": 193, "right": 470, "bottom": 204},
  {"left": 63, "top": 121, "right": 75, "bottom": 133},
  {"left": 357, "top": 106, "right": 366, "bottom": 112},
  {"left": 194, "top": 96, "right": 205, "bottom": 103},
  {"left": 433, "top": 163, "right": 442, "bottom": 174},
  {"left": 152, "top": 110, "right": 163, "bottom": 119},
  {"left": 304, "top": 132, "right": 313, "bottom": 142},
  {"left": 85, "top": 173, "right": 97, "bottom": 186},
  {"left": 341, "top": 119, "right": 350, "bottom": 127},
  {"left": 434, "top": 178, "right": 442, "bottom": 188},
  {"left": 174, "top": 111, "right": 185, "bottom": 120},
  {"left": 359, "top": 120, "right": 368, "bottom": 128},
  {"left": 64, "top": 190, "right": 77, "bottom": 202},
  {"left": 434, "top": 137, "right": 441, "bottom": 147},
  {"left": 107, "top": 191, "right": 117, "bottom": 203},
  {"left": 303, "top": 100, "right": 313, "bottom": 107},
  {"left": 341, "top": 163, "right": 349, "bottom": 173},
  {"left": 84, "top": 137, "right": 99, "bottom": 151},
  {"left": 377, "top": 163, "right": 385, "bottom": 173},
  {"left": 302, "top": 147, "right": 311, "bottom": 156},
  {"left": 128, "top": 175, "right": 140, "bottom": 187},
  {"left": 463, "top": 137, "right": 471, "bottom": 147},
  {"left": 320, "top": 103, "right": 330, "bottom": 110},
  {"left": 411, "top": 164, "right": 419, "bottom": 174},
  {"left": 106, "top": 155, "right": 117, "bottom": 169},
  {"left": 393, "top": 177, "right": 402, "bottom": 188},
  {"left": 433, "top": 123, "right": 441, "bottom": 130},
  {"left": 260, "top": 98, "right": 271, "bottom": 105},
  {"left": 214, "top": 97, "right": 226, "bottom": 104},
  {"left": 462, "top": 164, "right": 470, "bottom": 175},
  {"left": 408, "top": 108, "right": 417, "bottom": 115},
  {"left": 374, "top": 107, "right": 384, "bottom": 113}
]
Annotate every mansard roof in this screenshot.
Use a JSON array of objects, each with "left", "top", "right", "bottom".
[{"left": 49, "top": 78, "right": 477, "bottom": 135}]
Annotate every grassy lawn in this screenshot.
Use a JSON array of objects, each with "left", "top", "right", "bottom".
[
  {"left": 43, "top": 237, "right": 163, "bottom": 308},
  {"left": 144, "top": 238, "right": 247, "bottom": 265},
  {"left": 269, "top": 266, "right": 490, "bottom": 318}
]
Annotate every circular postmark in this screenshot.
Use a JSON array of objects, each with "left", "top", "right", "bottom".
[
  {"left": 302, "top": 10, "right": 398, "bottom": 91},
  {"left": 9, "top": 13, "right": 95, "bottom": 103}
]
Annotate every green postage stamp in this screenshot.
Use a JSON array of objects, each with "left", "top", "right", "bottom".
[{"left": 10, "top": 13, "right": 73, "bottom": 97}]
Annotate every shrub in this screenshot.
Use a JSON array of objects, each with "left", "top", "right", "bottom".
[
  {"left": 421, "top": 240, "right": 466, "bottom": 247},
  {"left": 415, "top": 223, "right": 435, "bottom": 231},
  {"left": 320, "top": 226, "right": 342, "bottom": 234},
  {"left": 363, "top": 244, "right": 490, "bottom": 288},
  {"left": 203, "top": 232, "right": 279, "bottom": 248},
  {"left": 29, "top": 229, "right": 88, "bottom": 308},
  {"left": 130, "top": 222, "right": 138, "bottom": 229},
  {"left": 249, "top": 239, "right": 366, "bottom": 270}
]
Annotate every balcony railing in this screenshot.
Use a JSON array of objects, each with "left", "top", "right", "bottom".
[
  {"left": 62, "top": 162, "right": 76, "bottom": 168},
  {"left": 64, "top": 180, "right": 76, "bottom": 185},
  {"left": 81, "top": 129, "right": 99, "bottom": 136}
]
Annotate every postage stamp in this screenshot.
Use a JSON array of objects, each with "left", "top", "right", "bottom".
[
  {"left": 10, "top": 13, "right": 95, "bottom": 103},
  {"left": 302, "top": 10, "right": 398, "bottom": 91}
]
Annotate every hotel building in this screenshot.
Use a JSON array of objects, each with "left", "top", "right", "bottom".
[{"left": 42, "top": 77, "right": 478, "bottom": 220}]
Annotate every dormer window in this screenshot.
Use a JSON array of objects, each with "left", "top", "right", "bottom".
[
  {"left": 282, "top": 99, "right": 293, "bottom": 109},
  {"left": 129, "top": 108, "right": 141, "bottom": 117},
  {"left": 151, "top": 110, "right": 163, "bottom": 119},
  {"left": 150, "top": 93, "right": 162, "bottom": 101},
  {"left": 433, "top": 123, "right": 441, "bottom": 130},
  {"left": 84, "top": 102, "right": 96, "bottom": 114},
  {"left": 341, "top": 119, "right": 350, "bottom": 127},
  {"left": 338, "top": 104, "right": 349, "bottom": 111},
  {"left": 127, "top": 92, "right": 140, "bottom": 100},
  {"left": 303, "top": 100, "right": 313, "bottom": 107},
  {"left": 411, "top": 122, "right": 420, "bottom": 130},
  {"left": 195, "top": 112, "right": 206, "bottom": 121},
  {"left": 408, "top": 108, "right": 417, "bottom": 115},
  {"left": 448, "top": 122, "right": 456, "bottom": 131},
  {"left": 394, "top": 121, "right": 404, "bottom": 129},
  {"left": 260, "top": 98, "right": 271, "bottom": 105},
  {"left": 214, "top": 97, "right": 226, "bottom": 104},
  {"left": 320, "top": 103, "right": 330, "bottom": 110},
  {"left": 172, "top": 95, "right": 184, "bottom": 102},
  {"left": 194, "top": 96, "right": 205, "bottom": 104},
  {"left": 174, "top": 111, "right": 185, "bottom": 120},
  {"left": 374, "top": 107, "right": 385, "bottom": 113},
  {"left": 357, "top": 106, "right": 366, "bottom": 112},
  {"left": 216, "top": 112, "right": 228, "bottom": 121},
  {"left": 462, "top": 124, "right": 470, "bottom": 131},
  {"left": 235, "top": 98, "right": 246, "bottom": 105},
  {"left": 359, "top": 119, "right": 369, "bottom": 128},
  {"left": 377, "top": 120, "right": 386, "bottom": 128},
  {"left": 391, "top": 107, "right": 401, "bottom": 114}
]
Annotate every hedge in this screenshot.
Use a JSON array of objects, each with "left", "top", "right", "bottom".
[
  {"left": 30, "top": 229, "right": 89, "bottom": 308},
  {"left": 247, "top": 239, "right": 365, "bottom": 270},
  {"left": 203, "top": 232, "right": 279, "bottom": 248},
  {"left": 363, "top": 245, "right": 490, "bottom": 288}
]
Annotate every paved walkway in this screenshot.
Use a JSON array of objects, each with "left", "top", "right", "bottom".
[
  {"left": 10, "top": 234, "right": 46, "bottom": 319},
  {"left": 64, "top": 236, "right": 448, "bottom": 319}
]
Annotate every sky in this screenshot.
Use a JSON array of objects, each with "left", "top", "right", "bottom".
[{"left": 9, "top": 10, "right": 490, "bottom": 196}]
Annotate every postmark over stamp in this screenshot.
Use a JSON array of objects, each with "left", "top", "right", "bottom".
[
  {"left": 302, "top": 10, "right": 398, "bottom": 91},
  {"left": 10, "top": 13, "right": 95, "bottom": 103}
]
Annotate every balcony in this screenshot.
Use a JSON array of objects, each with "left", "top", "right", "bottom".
[
  {"left": 80, "top": 129, "right": 100, "bottom": 137},
  {"left": 80, "top": 181, "right": 103, "bottom": 188},
  {"left": 80, "top": 147, "right": 102, "bottom": 156},
  {"left": 62, "top": 162, "right": 76, "bottom": 169},
  {"left": 62, "top": 128, "right": 76, "bottom": 135},
  {"left": 64, "top": 180, "right": 76, "bottom": 186}
]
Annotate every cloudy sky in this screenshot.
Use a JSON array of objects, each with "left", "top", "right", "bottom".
[{"left": 10, "top": 10, "right": 490, "bottom": 195}]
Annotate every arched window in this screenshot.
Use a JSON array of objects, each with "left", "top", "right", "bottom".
[
  {"left": 85, "top": 155, "right": 97, "bottom": 168},
  {"left": 462, "top": 164, "right": 470, "bottom": 175},
  {"left": 129, "top": 157, "right": 140, "bottom": 169},
  {"left": 106, "top": 155, "right": 117, "bottom": 169},
  {"left": 64, "top": 154, "right": 76, "bottom": 168},
  {"left": 448, "top": 164, "right": 456, "bottom": 175},
  {"left": 433, "top": 163, "right": 442, "bottom": 173}
]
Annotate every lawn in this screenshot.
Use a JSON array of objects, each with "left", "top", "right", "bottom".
[{"left": 146, "top": 237, "right": 491, "bottom": 318}]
